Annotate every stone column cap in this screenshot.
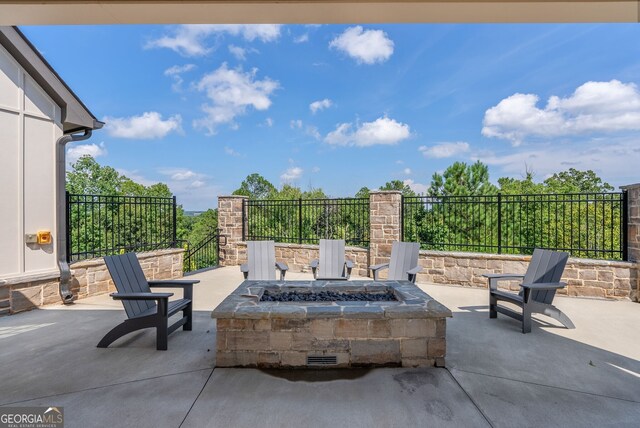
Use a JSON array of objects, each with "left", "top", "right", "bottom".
[
  {"left": 218, "top": 194, "right": 249, "bottom": 199},
  {"left": 620, "top": 183, "right": 640, "bottom": 191}
]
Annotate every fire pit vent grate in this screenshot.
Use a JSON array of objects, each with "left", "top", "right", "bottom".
[{"left": 307, "top": 355, "right": 338, "bottom": 366}]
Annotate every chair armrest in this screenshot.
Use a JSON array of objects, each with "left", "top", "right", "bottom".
[
  {"left": 521, "top": 282, "right": 567, "bottom": 290},
  {"left": 407, "top": 266, "right": 422, "bottom": 275},
  {"left": 310, "top": 259, "right": 319, "bottom": 279},
  {"left": 110, "top": 292, "right": 173, "bottom": 301},
  {"left": 275, "top": 262, "right": 289, "bottom": 281},
  {"left": 407, "top": 266, "right": 422, "bottom": 284},
  {"left": 345, "top": 259, "right": 354, "bottom": 279},
  {"left": 369, "top": 263, "right": 389, "bottom": 271},
  {"left": 240, "top": 263, "right": 249, "bottom": 279},
  {"left": 484, "top": 273, "right": 525, "bottom": 291},
  {"left": 148, "top": 279, "right": 199, "bottom": 287},
  {"left": 369, "top": 263, "right": 389, "bottom": 281},
  {"left": 482, "top": 274, "right": 525, "bottom": 280}
]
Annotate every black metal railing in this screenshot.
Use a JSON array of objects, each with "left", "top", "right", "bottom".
[
  {"left": 66, "top": 192, "right": 177, "bottom": 262},
  {"left": 181, "top": 232, "right": 225, "bottom": 274},
  {"left": 244, "top": 198, "right": 370, "bottom": 247},
  {"left": 402, "top": 192, "right": 627, "bottom": 261}
]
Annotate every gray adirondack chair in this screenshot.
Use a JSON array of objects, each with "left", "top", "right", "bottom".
[
  {"left": 240, "top": 240, "right": 288, "bottom": 281},
  {"left": 484, "top": 248, "right": 574, "bottom": 334},
  {"left": 98, "top": 253, "right": 199, "bottom": 350},
  {"left": 369, "top": 241, "right": 422, "bottom": 283},
  {"left": 310, "top": 239, "right": 354, "bottom": 280}
]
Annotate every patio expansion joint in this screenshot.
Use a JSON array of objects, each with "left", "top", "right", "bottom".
[
  {"left": 0, "top": 367, "right": 215, "bottom": 407},
  {"left": 445, "top": 368, "right": 495, "bottom": 428},
  {"left": 449, "top": 367, "right": 640, "bottom": 405},
  {"left": 178, "top": 367, "right": 216, "bottom": 428}
]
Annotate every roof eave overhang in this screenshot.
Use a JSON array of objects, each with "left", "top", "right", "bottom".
[
  {"left": 0, "top": 1, "right": 638, "bottom": 24},
  {"left": 0, "top": 26, "right": 101, "bottom": 133}
]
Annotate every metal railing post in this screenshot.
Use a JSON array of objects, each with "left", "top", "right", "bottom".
[
  {"left": 400, "top": 195, "right": 404, "bottom": 242},
  {"left": 298, "top": 198, "right": 303, "bottom": 244},
  {"left": 172, "top": 195, "right": 177, "bottom": 247},
  {"left": 622, "top": 190, "right": 629, "bottom": 261},
  {"left": 497, "top": 193, "right": 502, "bottom": 254},
  {"left": 65, "top": 191, "right": 71, "bottom": 263},
  {"left": 242, "top": 199, "right": 246, "bottom": 241}
]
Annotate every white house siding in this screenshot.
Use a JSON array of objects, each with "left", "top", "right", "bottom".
[{"left": 0, "top": 43, "right": 62, "bottom": 278}]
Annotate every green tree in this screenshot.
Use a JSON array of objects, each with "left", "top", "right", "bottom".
[
  {"left": 186, "top": 209, "right": 218, "bottom": 245},
  {"left": 379, "top": 180, "right": 416, "bottom": 196},
  {"left": 428, "top": 161, "right": 497, "bottom": 196},
  {"left": 355, "top": 186, "right": 370, "bottom": 199},
  {"left": 544, "top": 168, "right": 614, "bottom": 193},
  {"left": 233, "top": 173, "right": 276, "bottom": 199}
]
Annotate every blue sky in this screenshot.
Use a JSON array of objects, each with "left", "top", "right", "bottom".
[{"left": 22, "top": 24, "right": 640, "bottom": 210}]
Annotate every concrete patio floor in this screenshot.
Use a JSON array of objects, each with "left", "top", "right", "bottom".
[{"left": 0, "top": 267, "right": 638, "bottom": 427}]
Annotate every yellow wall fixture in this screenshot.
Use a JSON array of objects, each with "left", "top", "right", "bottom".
[{"left": 37, "top": 230, "right": 52, "bottom": 245}]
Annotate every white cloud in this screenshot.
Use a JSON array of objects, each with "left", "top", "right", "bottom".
[
  {"left": 403, "top": 168, "right": 412, "bottom": 175},
  {"left": 475, "top": 138, "right": 640, "bottom": 184},
  {"left": 170, "top": 170, "right": 197, "bottom": 181},
  {"left": 329, "top": 26, "right": 394, "bottom": 65},
  {"left": 280, "top": 166, "right": 303, "bottom": 182},
  {"left": 312, "top": 166, "right": 321, "bottom": 173},
  {"left": 403, "top": 179, "right": 429, "bottom": 195},
  {"left": 66, "top": 142, "right": 107, "bottom": 165},
  {"left": 325, "top": 116, "right": 411, "bottom": 147},
  {"left": 164, "top": 64, "right": 195, "bottom": 92},
  {"left": 158, "top": 167, "right": 220, "bottom": 210},
  {"left": 228, "top": 45, "right": 247, "bottom": 61},
  {"left": 482, "top": 80, "right": 640, "bottom": 145},
  {"left": 290, "top": 119, "right": 303, "bottom": 129},
  {"left": 164, "top": 64, "right": 195, "bottom": 76},
  {"left": 193, "top": 63, "right": 279, "bottom": 135},
  {"left": 309, "top": 98, "right": 333, "bottom": 114},
  {"left": 294, "top": 34, "right": 309, "bottom": 43},
  {"left": 265, "top": 117, "right": 274, "bottom": 127},
  {"left": 419, "top": 142, "right": 470, "bottom": 158},
  {"left": 103, "top": 112, "right": 182, "bottom": 139},
  {"left": 224, "top": 146, "right": 241, "bottom": 156},
  {"left": 146, "top": 24, "right": 282, "bottom": 57},
  {"left": 306, "top": 125, "right": 321, "bottom": 140}
]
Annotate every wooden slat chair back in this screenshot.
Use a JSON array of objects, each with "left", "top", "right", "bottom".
[
  {"left": 246, "top": 241, "right": 277, "bottom": 280},
  {"left": 319, "top": 239, "right": 346, "bottom": 278},
  {"left": 521, "top": 249, "right": 568, "bottom": 304},
  {"left": 387, "top": 242, "right": 421, "bottom": 280},
  {"left": 104, "top": 252, "right": 155, "bottom": 318}
]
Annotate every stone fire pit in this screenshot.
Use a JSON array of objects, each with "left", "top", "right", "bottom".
[{"left": 212, "top": 280, "right": 452, "bottom": 368}]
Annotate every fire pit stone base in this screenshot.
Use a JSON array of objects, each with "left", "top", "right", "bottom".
[{"left": 212, "top": 280, "right": 452, "bottom": 368}]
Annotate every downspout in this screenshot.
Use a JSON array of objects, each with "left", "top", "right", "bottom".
[{"left": 56, "top": 129, "right": 92, "bottom": 303}]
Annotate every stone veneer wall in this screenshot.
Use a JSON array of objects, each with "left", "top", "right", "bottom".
[
  {"left": 0, "top": 249, "right": 184, "bottom": 315},
  {"left": 415, "top": 251, "right": 637, "bottom": 301},
  {"left": 236, "top": 242, "right": 369, "bottom": 278}
]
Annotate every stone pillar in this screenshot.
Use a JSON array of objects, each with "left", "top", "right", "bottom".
[
  {"left": 621, "top": 183, "right": 640, "bottom": 263},
  {"left": 217, "top": 195, "right": 248, "bottom": 267},
  {"left": 369, "top": 191, "right": 402, "bottom": 268}
]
